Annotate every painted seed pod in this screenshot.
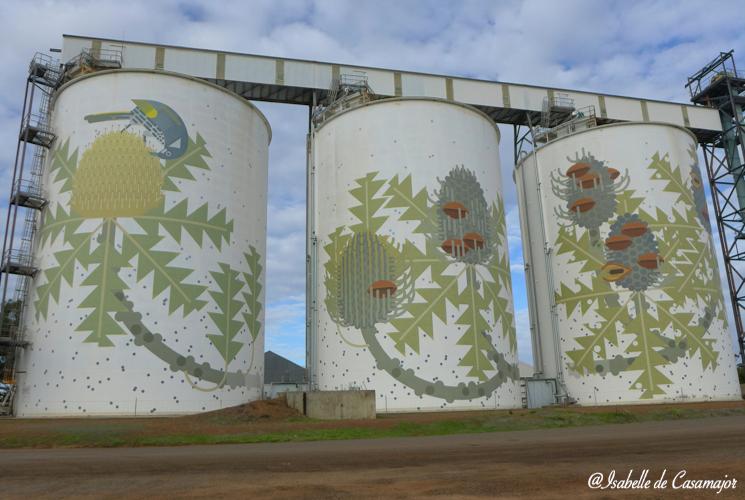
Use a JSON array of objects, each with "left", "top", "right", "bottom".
[
  {"left": 462, "top": 232, "right": 485, "bottom": 249},
  {"left": 368, "top": 280, "right": 397, "bottom": 299},
  {"left": 620, "top": 220, "right": 647, "bottom": 238},
  {"left": 442, "top": 201, "right": 469, "bottom": 219},
  {"left": 576, "top": 173, "right": 600, "bottom": 189},
  {"left": 442, "top": 239, "right": 469, "bottom": 257},
  {"left": 566, "top": 162, "right": 591, "bottom": 178},
  {"left": 605, "top": 234, "right": 633, "bottom": 251},
  {"left": 601, "top": 262, "right": 632, "bottom": 282},
  {"left": 569, "top": 197, "right": 596, "bottom": 213},
  {"left": 603, "top": 213, "right": 661, "bottom": 291},
  {"left": 637, "top": 252, "right": 663, "bottom": 270}
]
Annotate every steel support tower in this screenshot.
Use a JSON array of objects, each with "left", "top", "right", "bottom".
[{"left": 686, "top": 50, "right": 745, "bottom": 363}]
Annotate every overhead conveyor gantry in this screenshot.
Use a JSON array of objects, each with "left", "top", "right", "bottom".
[{"left": 60, "top": 35, "right": 723, "bottom": 141}]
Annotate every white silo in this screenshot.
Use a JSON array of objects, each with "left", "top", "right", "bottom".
[
  {"left": 310, "top": 97, "right": 521, "bottom": 412},
  {"left": 16, "top": 69, "right": 269, "bottom": 416},
  {"left": 515, "top": 122, "right": 741, "bottom": 405}
]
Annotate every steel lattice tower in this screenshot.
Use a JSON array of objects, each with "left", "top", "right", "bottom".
[{"left": 686, "top": 50, "right": 745, "bottom": 364}]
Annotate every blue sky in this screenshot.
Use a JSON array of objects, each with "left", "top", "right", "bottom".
[{"left": 0, "top": 0, "right": 744, "bottom": 366}]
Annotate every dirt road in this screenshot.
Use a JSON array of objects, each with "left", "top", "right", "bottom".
[{"left": 2, "top": 415, "right": 743, "bottom": 498}]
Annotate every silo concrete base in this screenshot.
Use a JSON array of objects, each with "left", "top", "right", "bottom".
[{"left": 286, "top": 390, "right": 376, "bottom": 419}]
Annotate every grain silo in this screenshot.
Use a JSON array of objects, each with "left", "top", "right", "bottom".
[
  {"left": 515, "top": 122, "right": 741, "bottom": 405},
  {"left": 15, "top": 70, "right": 269, "bottom": 416},
  {"left": 310, "top": 97, "right": 521, "bottom": 412}
]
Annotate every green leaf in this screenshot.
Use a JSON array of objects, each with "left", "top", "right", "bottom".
[
  {"left": 493, "top": 197, "right": 506, "bottom": 235},
  {"left": 161, "top": 133, "right": 211, "bottom": 191},
  {"left": 643, "top": 205, "right": 721, "bottom": 306},
  {"left": 348, "top": 172, "right": 388, "bottom": 234},
  {"left": 614, "top": 188, "right": 645, "bottom": 215},
  {"left": 35, "top": 226, "right": 96, "bottom": 320},
  {"left": 399, "top": 239, "right": 450, "bottom": 281},
  {"left": 655, "top": 298, "right": 719, "bottom": 370},
  {"left": 479, "top": 253, "right": 517, "bottom": 353},
  {"left": 385, "top": 237, "right": 458, "bottom": 354},
  {"left": 76, "top": 220, "right": 131, "bottom": 346},
  {"left": 454, "top": 266, "right": 496, "bottom": 380},
  {"left": 207, "top": 262, "right": 247, "bottom": 363},
  {"left": 383, "top": 174, "right": 438, "bottom": 234},
  {"left": 242, "top": 246, "right": 263, "bottom": 341},
  {"left": 488, "top": 198, "right": 508, "bottom": 250},
  {"left": 645, "top": 206, "right": 701, "bottom": 235},
  {"left": 135, "top": 199, "right": 233, "bottom": 250},
  {"left": 566, "top": 293, "right": 632, "bottom": 375},
  {"left": 660, "top": 237, "right": 709, "bottom": 300},
  {"left": 47, "top": 139, "right": 78, "bottom": 193},
  {"left": 387, "top": 261, "right": 463, "bottom": 354},
  {"left": 555, "top": 225, "right": 604, "bottom": 273},
  {"left": 555, "top": 275, "right": 617, "bottom": 317},
  {"left": 624, "top": 294, "right": 673, "bottom": 399},
  {"left": 647, "top": 152, "right": 696, "bottom": 208},
  {"left": 37, "top": 204, "right": 85, "bottom": 248},
  {"left": 119, "top": 221, "right": 208, "bottom": 315}
]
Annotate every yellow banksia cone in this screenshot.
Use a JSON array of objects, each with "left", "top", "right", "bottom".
[{"left": 71, "top": 132, "right": 164, "bottom": 218}]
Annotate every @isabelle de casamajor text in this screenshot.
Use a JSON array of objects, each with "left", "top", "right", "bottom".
[{"left": 588, "top": 469, "right": 737, "bottom": 494}]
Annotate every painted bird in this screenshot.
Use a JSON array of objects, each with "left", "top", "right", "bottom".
[{"left": 84, "top": 100, "right": 188, "bottom": 160}]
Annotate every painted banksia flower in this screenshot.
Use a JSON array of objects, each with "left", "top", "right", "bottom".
[
  {"left": 435, "top": 166, "right": 493, "bottom": 264},
  {"left": 601, "top": 213, "right": 662, "bottom": 291},
  {"left": 71, "top": 132, "right": 164, "bottom": 218},
  {"left": 551, "top": 150, "right": 629, "bottom": 244},
  {"left": 332, "top": 232, "right": 411, "bottom": 329}
]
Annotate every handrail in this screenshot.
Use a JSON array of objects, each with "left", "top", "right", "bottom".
[
  {"left": 66, "top": 47, "right": 123, "bottom": 68},
  {"left": 2, "top": 249, "right": 34, "bottom": 268},
  {"left": 13, "top": 178, "right": 44, "bottom": 199}
]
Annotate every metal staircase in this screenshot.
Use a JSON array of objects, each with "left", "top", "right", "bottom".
[{"left": 0, "top": 53, "right": 60, "bottom": 415}]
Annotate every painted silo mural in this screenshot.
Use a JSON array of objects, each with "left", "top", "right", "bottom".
[
  {"left": 516, "top": 122, "right": 741, "bottom": 405},
  {"left": 16, "top": 70, "right": 269, "bottom": 416},
  {"left": 312, "top": 98, "right": 521, "bottom": 412}
]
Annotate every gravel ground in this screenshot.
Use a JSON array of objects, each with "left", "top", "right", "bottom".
[{"left": 0, "top": 413, "right": 742, "bottom": 498}]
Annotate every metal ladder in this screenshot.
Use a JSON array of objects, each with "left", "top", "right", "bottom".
[
  {"left": 519, "top": 378, "right": 528, "bottom": 408},
  {"left": 0, "top": 53, "right": 60, "bottom": 415}
]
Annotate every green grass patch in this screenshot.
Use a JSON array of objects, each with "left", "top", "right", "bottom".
[{"left": 0, "top": 406, "right": 742, "bottom": 449}]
